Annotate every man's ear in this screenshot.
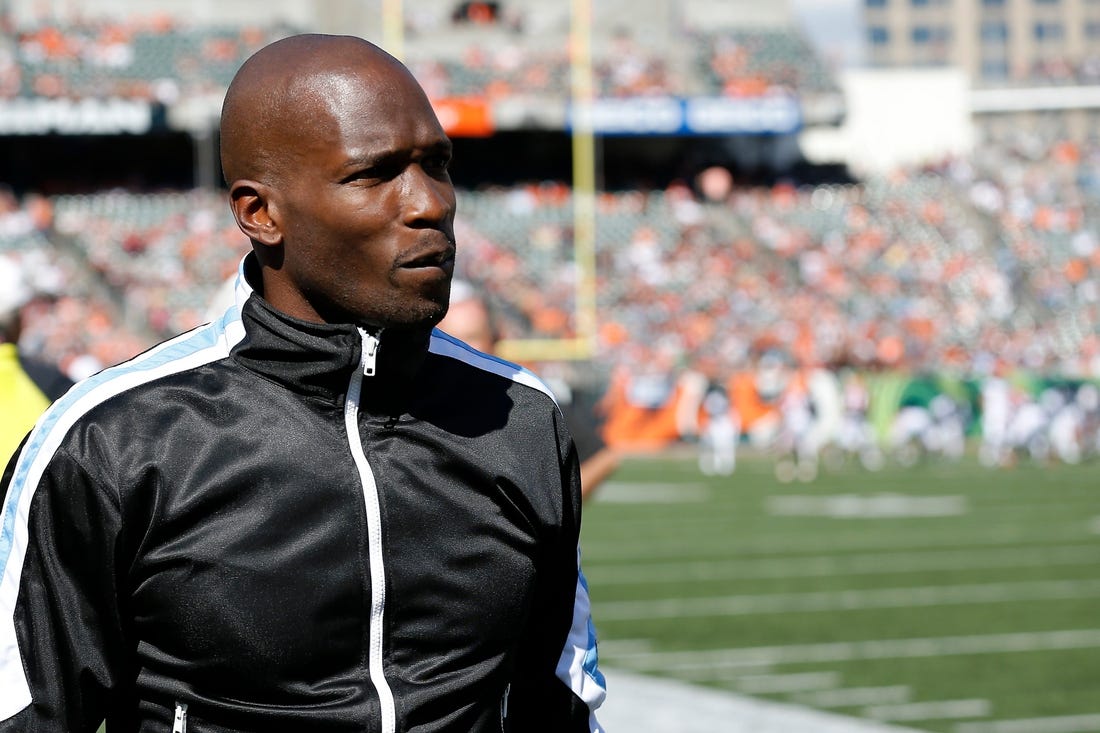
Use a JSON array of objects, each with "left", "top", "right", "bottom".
[{"left": 229, "top": 180, "right": 282, "bottom": 247}]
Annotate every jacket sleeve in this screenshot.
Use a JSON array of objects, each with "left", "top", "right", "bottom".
[
  {"left": 0, "top": 436, "right": 128, "bottom": 733},
  {"left": 506, "top": 414, "right": 607, "bottom": 732}
]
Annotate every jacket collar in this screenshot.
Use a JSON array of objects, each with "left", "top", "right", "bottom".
[{"left": 230, "top": 253, "right": 430, "bottom": 410}]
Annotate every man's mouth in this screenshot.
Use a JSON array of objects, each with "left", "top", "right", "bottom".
[{"left": 400, "top": 245, "right": 456, "bottom": 270}]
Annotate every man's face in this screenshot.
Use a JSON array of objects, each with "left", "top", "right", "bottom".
[{"left": 268, "top": 65, "right": 456, "bottom": 330}]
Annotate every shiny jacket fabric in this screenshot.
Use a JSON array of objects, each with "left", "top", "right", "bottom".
[{"left": 0, "top": 258, "right": 605, "bottom": 732}]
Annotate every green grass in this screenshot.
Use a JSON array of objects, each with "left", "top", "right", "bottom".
[{"left": 581, "top": 452, "right": 1100, "bottom": 732}]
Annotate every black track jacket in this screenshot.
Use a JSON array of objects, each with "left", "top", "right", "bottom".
[{"left": 0, "top": 256, "right": 606, "bottom": 732}]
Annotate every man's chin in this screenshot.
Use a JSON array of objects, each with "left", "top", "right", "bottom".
[
  {"left": 384, "top": 298, "right": 450, "bottom": 333},
  {"left": 416, "top": 283, "right": 452, "bottom": 327}
]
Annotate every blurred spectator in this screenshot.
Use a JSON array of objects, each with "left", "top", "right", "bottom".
[{"left": 0, "top": 254, "right": 73, "bottom": 466}]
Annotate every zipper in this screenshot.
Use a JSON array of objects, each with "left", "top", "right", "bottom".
[
  {"left": 345, "top": 328, "right": 397, "bottom": 733},
  {"left": 362, "top": 329, "right": 380, "bottom": 376},
  {"left": 171, "top": 702, "right": 187, "bottom": 733},
  {"left": 500, "top": 683, "right": 511, "bottom": 732}
]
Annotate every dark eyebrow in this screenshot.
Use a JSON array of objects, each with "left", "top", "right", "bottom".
[
  {"left": 331, "top": 150, "right": 401, "bottom": 185},
  {"left": 338, "top": 149, "right": 401, "bottom": 173},
  {"left": 422, "top": 139, "right": 454, "bottom": 157},
  {"left": 338, "top": 138, "right": 451, "bottom": 176}
]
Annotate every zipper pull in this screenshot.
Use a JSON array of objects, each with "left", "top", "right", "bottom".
[
  {"left": 359, "top": 329, "right": 381, "bottom": 377},
  {"left": 172, "top": 702, "right": 188, "bottom": 733}
]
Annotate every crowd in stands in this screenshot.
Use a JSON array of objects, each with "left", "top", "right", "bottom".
[
  {"left": 453, "top": 135, "right": 1099, "bottom": 385},
  {"left": 407, "top": 31, "right": 682, "bottom": 101},
  {"left": 0, "top": 188, "right": 246, "bottom": 377},
  {"left": 700, "top": 29, "right": 838, "bottom": 98},
  {"left": 2, "top": 18, "right": 293, "bottom": 103},
  {"left": 2, "top": 14, "right": 836, "bottom": 104},
  {"left": 3, "top": 121, "right": 1100, "bottom": 464},
  {"left": 10, "top": 13, "right": 1100, "bottom": 110},
  {"left": 51, "top": 190, "right": 246, "bottom": 336}
]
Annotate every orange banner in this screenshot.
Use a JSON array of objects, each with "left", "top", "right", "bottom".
[{"left": 431, "top": 98, "right": 494, "bottom": 137}]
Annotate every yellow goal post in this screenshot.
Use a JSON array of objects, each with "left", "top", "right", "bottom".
[{"left": 384, "top": 0, "right": 599, "bottom": 363}]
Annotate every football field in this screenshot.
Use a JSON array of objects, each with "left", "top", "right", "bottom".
[{"left": 582, "top": 452, "right": 1100, "bottom": 733}]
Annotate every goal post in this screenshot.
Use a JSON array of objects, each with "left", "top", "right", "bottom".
[
  {"left": 381, "top": 0, "right": 404, "bottom": 61},
  {"left": 497, "top": 0, "right": 598, "bottom": 363},
  {"left": 383, "top": 0, "right": 599, "bottom": 363}
]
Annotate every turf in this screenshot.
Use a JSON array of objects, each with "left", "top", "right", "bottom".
[{"left": 581, "top": 451, "right": 1100, "bottom": 732}]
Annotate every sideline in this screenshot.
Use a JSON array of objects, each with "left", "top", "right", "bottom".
[
  {"left": 603, "top": 629, "right": 1100, "bottom": 670},
  {"left": 596, "top": 668, "right": 928, "bottom": 733}
]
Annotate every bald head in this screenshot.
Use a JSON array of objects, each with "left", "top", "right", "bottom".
[
  {"left": 220, "top": 34, "right": 418, "bottom": 187},
  {"left": 217, "top": 33, "right": 456, "bottom": 330}
]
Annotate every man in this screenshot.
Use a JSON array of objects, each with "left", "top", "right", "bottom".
[
  {"left": 438, "top": 281, "right": 620, "bottom": 500},
  {"left": 0, "top": 34, "right": 605, "bottom": 732},
  {"left": 0, "top": 255, "right": 73, "bottom": 465}
]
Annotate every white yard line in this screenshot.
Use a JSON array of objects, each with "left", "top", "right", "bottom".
[
  {"left": 795, "top": 686, "right": 912, "bottom": 708},
  {"left": 593, "top": 481, "right": 710, "bottom": 503},
  {"left": 582, "top": 524, "right": 1092, "bottom": 561},
  {"left": 733, "top": 671, "right": 843, "bottom": 694},
  {"left": 766, "top": 494, "right": 967, "bottom": 518},
  {"left": 604, "top": 629, "right": 1100, "bottom": 672},
  {"left": 595, "top": 579, "right": 1100, "bottom": 620},
  {"left": 955, "top": 713, "right": 1100, "bottom": 733},
  {"left": 866, "top": 699, "right": 992, "bottom": 722},
  {"left": 586, "top": 544, "right": 1100, "bottom": 585},
  {"left": 597, "top": 638, "right": 657, "bottom": 655},
  {"left": 596, "top": 667, "right": 929, "bottom": 733}
]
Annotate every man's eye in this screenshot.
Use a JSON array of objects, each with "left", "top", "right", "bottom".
[
  {"left": 425, "top": 154, "right": 451, "bottom": 173},
  {"left": 344, "top": 165, "right": 397, "bottom": 184},
  {"left": 343, "top": 169, "right": 377, "bottom": 183}
]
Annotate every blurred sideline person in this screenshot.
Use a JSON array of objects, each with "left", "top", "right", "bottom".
[
  {"left": 0, "top": 255, "right": 72, "bottom": 466},
  {"left": 837, "top": 369, "right": 884, "bottom": 470},
  {"left": 0, "top": 34, "right": 604, "bottom": 732},
  {"left": 769, "top": 356, "right": 842, "bottom": 483},
  {"left": 979, "top": 366, "right": 1012, "bottom": 467},
  {"left": 438, "top": 280, "right": 621, "bottom": 501},
  {"left": 697, "top": 379, "right": 739, "bottom": 476}
]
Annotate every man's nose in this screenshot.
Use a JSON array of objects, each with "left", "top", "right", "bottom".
[{"left": 402, "top": 167, "right": 454, "bottom": 226}]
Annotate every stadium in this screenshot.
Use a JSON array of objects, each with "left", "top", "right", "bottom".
[{"left": 1, "top": 0, "right": 1099, "bottom": 731}]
